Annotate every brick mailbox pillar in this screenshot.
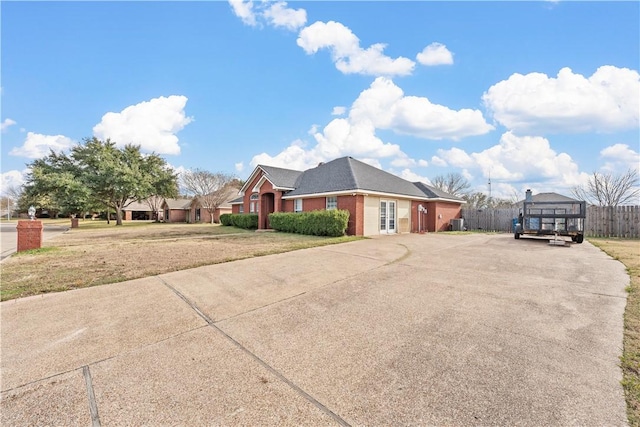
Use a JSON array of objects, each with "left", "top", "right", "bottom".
[
  {"left": 17, "top": 220, "right": 44, "bottom": 252},
  {"left": 71, "top": 218, "right": 79, "bottom": 228}
]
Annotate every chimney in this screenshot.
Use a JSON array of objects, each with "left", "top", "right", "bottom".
[{"left": 525, "top": 189, "right": 532, "bottom": 202}]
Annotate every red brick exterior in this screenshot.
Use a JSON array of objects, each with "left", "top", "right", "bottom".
[
  {"left": 237, "top": 168, "right": 462, "bottom": 235},
  {"left": 17, "top": 220, "right": 43, "bottom": 252},
  {"left": 411, "top": 201, "right": 462, "bottom": 232},
  {"left": 338, "top": 195, "right": 364, "bottom": 236}
]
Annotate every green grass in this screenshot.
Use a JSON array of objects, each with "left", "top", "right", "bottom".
[
  {"left": 589, "top": 238, "right": 640, "bottom": 426},
  {"left": 12, "top": 246, "right": 60, "bottom": 256}
]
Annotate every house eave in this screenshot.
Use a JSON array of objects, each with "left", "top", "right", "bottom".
[{"left": 282, "top": 189, "right": 431, "bottom": 201}]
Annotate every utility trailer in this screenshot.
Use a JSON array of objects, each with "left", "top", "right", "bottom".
[{"left": 514, "top": 192, "right": 586, "bottom": 243}]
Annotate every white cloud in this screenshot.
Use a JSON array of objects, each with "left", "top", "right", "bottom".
[
  {"left": 93, "top": 95, "right": 192, "bottom": 155},
  {"left": 397, "top": 168, "right": 432, "bottom": 184},
  {"left": 235, "top": 162, "right": 244, "bottom": 173},
  {"left": 229, "top": 0, "right": 305, "bottom": 31},
  {"left": 1, "top": 118, "right": 16, "bottom": 132},
  {"left": 249, "top": 77, "right": 493, "bottom": 174},
  {"left": 352, "top": 77, "right": 494, "bottom": 140},
  {"left": 436, "top": 132, "right": 587, "bottom": 192},
  {"left": 416, "top": 43, "right": 454, "bottom": 66},
  {"left": 297, "top": 21, "right": 415, "bottom": 77},
  {"left": 263, "top": 1, "right": 306, "bottom": 31},
  {"left": 331, "top": 106, "right": 346, "bottom": 116},
  {"left": 483, "top": 66, "right": 640, "bottom": 134},
  {"left": 1, "top": 170, "right": 27, "bottom": 195},
  {"left": 229, "top": 0, "right": 257, "bottom": 26},
  {"left": 9, "top": 132, "right": 74, "bottom": 158},
  {"left": 600, "top": 143, "right": 640, "bottom": 172}
]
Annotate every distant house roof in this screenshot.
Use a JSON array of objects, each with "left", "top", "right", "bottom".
[
  {"left": 162, "top": 198, "right": 192, "bottom": 210},
  {"left": 122, "top": 200, "right": 152, "bottom": 211},
  {"left": 192, "top": 187, "right": 241, "bottom": 209},
  {"left": 516, "top": 192, "right": 580, "bottom": 205},
  {"left": 247, "top": 156, "right": 463, "bottom": 203}
]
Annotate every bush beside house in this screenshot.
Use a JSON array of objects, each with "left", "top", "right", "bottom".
[
  {"left": 220, "top": 213, "right": 259, "bottom": 229},
  {"left": 268, "top": 210, "right": 349, "bottom": 237}
]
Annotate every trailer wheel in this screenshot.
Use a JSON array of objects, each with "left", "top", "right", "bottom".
[
  {"left": 514, "top": 232, "right": 520, "bottom": 239},
  {"left": 575, "top": 234, "right": 584, "bottom": 244}
]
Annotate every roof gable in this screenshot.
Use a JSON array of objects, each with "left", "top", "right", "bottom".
[
  {"left": 162, "top": 198, "right": 193, "bottom": 210},
  {"left": 240, "top": 165, "right": 303, "bottom": 194}
]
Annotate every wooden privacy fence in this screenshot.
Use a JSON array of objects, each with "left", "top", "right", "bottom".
[
  {"left": 585, "top": 205, "right": 640, "bottom": 238},
  {"left": 461, "top": 206, "right": 640, "bottom": 238}
]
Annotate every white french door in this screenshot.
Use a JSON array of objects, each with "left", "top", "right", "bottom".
[{"left": 380, "top": 200, "right": 396, "bottom": 234}]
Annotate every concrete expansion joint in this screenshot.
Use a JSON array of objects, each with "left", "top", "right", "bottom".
[
  {"left": 82, "top": 365, "right": 101, "bottom": 427},
  {"left": 156, "top": 276, "right": 352, "bottom": 427}
]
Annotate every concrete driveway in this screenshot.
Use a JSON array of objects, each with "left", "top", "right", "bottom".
[{"left": 0, "top": 233, "right": 629, "bottom": 426}]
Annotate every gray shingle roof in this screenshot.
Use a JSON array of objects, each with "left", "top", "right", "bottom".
[
  {"left": 517, "top": 192, "right": 580, "bottom": 205},
  {"left": 285, "top": 157, "right": 430, "bottom": 199},
  {"left": 162, "top": 198, "right": 193, "bottom": 210},
  {"left": 412, "top": 182, "right": 464, "bottom": 201},
  {"left": 259, "top": 165, "right": 303, "bottom": 189}
]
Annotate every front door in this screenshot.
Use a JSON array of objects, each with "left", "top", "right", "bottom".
[
  {"left": 261, "top": 193, "right": 275, "bottom": 229},
  {"left": 380, "top": 200, "right": 396, "bottom": 234}
]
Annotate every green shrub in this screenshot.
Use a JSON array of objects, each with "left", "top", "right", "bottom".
[
  {"left": 220, "top": 213, "right": 258, "bottom": 229},
  {"left": 219, "top": 213, "right": 233, "bottom": 226},
  {"left": 269, "top": 210, "right": 349, "bottom": 237}
]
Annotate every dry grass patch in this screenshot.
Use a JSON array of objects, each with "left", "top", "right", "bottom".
[
  {"left": 1, "top": 222, "right": 360, "bottom": 301},
  {"left": 589, "top": 238, "right": 640, "bottom": 427}
]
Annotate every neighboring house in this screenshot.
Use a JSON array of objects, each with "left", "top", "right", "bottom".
[
  {"left": 189, "top": 187, "right": 241, "bottom": 223},
  {"left": 161, "top": 198, "right": 193, "bottom": 223},
  {"left": 515, "top": 190, "right": 580, "bottom": 207},
  {"left": 232, "top": 156, "right": 465, "bottom": 236},
  {"left": 122, "top": 200, "right": 156, "bottom": 221}
]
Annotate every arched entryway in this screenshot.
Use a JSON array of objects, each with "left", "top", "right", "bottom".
[{"left": 261, "top": 193, "right": 275, "bottom": 229}]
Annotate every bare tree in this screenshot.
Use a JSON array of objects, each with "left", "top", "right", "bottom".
[
  {"left": 181, "top": 169, "right": 237, "bottom": 223},
  {"left": 2, "top": 185, "right": 23, "bottom": 219},
  {"left": 144, "top": 195, "right": 166, "bottom": 222},
  {"left": 571, "top": 168, "right": 639, "bottom": 206},
  {"left": 431, "top": 172, "right": 471, "bottom": 197}
]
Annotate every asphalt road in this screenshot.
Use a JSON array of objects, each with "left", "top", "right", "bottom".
[
  {"left": 0, "top": 222, "right": 69, "bottom": 260},
  {"left": 1, "top": 233, "right": 630, "bottom": 426}
]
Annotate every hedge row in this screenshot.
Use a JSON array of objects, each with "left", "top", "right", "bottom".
[
  {"left": 219, "top": 213, "right": 259, "bottom": 229},
  {"left": 268, "top": 210, "right": 349, "bottom": 237}
]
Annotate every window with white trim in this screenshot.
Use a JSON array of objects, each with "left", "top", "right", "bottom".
[
  {"left": 250, "top": 193, "right": 259, "bottom": 213},
  {"left": 238, "top": 205, "right": 244, "bottom": 214},
  {"left": 294, "top": 198, "right": 303, "bottom": 212},
  {"left": 326, "top": 196, "right": 337, "bottom": 210}
]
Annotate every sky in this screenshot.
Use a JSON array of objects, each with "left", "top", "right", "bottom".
[{"left": 1, "top": 1, "right": 639, "bottom": 201}]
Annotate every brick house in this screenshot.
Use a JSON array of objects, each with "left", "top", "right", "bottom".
[
  {"left": 189, "top": 187, "right": 241, "bottom": 223},
  {"left": 161, "top": 198, "right": 192, "bottom": 223},
  {"left": 231, "top": 156, "right": 465, "bottom": 236}
]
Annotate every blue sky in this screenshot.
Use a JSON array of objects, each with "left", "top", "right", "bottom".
[{"left": 2, "top": 1, "right": 639, "bottom": 200}]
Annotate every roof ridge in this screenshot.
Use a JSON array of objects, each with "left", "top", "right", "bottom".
[{"left": 345, "top": 157, "right": 359, "bottom": 189}]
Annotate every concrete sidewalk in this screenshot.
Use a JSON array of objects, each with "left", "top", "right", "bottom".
[{"left": 1, "top": 233, "right": 629, "bottom": 426}]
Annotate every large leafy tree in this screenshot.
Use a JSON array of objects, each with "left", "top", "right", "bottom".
[
  {"left": 23, "top": 137, "right": 178, "bottom": 225},
  {"left": 181, "top": 169, "right": 237, "bottom": 223},
  {"left": 21, "top": 151, "right": 94, "bottom": 217}
]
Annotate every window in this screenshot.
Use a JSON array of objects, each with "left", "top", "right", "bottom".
[
  {"left": 326, "top": 196, "right": 337, "bottom": 210},
  {"left": 195, "top": 208, "right": 201, "bottom": 222},
  {"left": 294, "top": 199, "right": 303, "bottom": 212},
  {"left": 239, "top": 205, "right": 244, "bottom": 214},
  {"left": 250, "top": 193, "right": 259, "bottom": 213}
]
